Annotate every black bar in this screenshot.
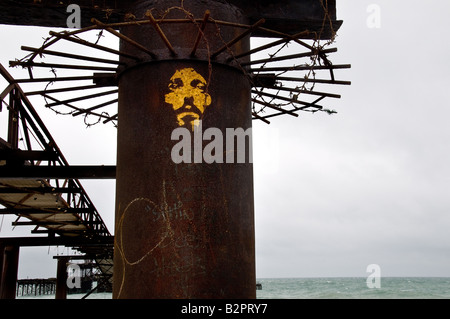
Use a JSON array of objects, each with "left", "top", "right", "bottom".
[
  {"left": 0, "top": 150, "right": 58, "bottom": 161},
  {"left": 10, "top": 61, "right": 117, "bottom": 72},
  {"left": 25, "top": 85, "right": 106, "bottom": 96},
  {"left": 0, "top": 208, "right": 93, "bottom": 215},
  {"left": 0, "top": 165, "right": 116, "bottom": 179},
  {"left": 0, "top": 236, "right": 114, "bottom": 247},
  {"left": 250, "top": 63, "right": 351, "bottom": 73},
  {"left": 0, "top": 187, "right": 82, "bottom": 194},
  {"left": 20, "top": 46, "right": 125, "bottom": 66},
  {"left": 12, "top": 221, "right": 85, "bottom": 226},
  {"left": 45, "top": 89, "right": 118, "bottom": 108},
  {"left": 241, "top": 48, "right": 338, "bottom": 66}
]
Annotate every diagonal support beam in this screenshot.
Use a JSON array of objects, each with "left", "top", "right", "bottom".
[
  {"left": 146, "top": 10, "right": 177, "bottom": 57},
  {"left": 211, "top": 18, "right": 265, "bottom": 59}
]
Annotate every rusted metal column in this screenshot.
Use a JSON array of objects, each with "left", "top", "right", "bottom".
[
  {"left": 0, "top": 243, "right": 4, "bottom": 292},
  {"left": 113, "top": 0, "right": 255, "bottom": 298},
  {"left": 0, "top": 245, "right": 20, "bottom": 299},
  {"left": 55, "top": 257, "right": 68, "bottom": 299},
  {"left": 7, "top": 88, "right": 20, "bottom": 150}
]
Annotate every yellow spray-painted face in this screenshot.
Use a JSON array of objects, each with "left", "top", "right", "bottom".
[{"left": 165, "top": 68, "right": 212, "bottom": 130}]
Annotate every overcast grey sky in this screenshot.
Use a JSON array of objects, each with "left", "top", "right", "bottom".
[{"left": 1, "top": 0, "right": 450, "bottom": 279}]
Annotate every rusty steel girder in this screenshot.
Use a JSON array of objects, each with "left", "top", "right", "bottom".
[{"left": 0, "top": 0, "right": 341, "bottom": 39}]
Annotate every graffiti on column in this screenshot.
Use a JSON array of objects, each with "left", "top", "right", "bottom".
[{"left": 164, "top": 68, "right": 212, "bottom": 131}]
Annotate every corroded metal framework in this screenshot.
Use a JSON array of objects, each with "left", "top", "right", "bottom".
[
  {"left": 0, "top": 0, "right": 342, "bottom": 39},
  {"left": 0, "top": 0, "right": 350, "bottom": 299},
  {"left": 9, "top": 5, "right": 350, "bottom": 126},
  {"left": 0, "top": 64, "right": 111, "bottom": 238},
  {"left": 0, "top": 64, "right": 114, "bottom": 297}
]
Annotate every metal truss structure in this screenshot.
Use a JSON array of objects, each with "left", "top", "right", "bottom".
[
  {"left": 0, "top": 64, "right": 113, "bottom": 292},
  {"left": 8, "top": 3, "right": 350, "bottom": 126},
  {"left": 0, "top": 0, "right": 350, "bottom": 298}
]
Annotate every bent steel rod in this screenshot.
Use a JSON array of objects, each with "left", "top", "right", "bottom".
[
  {"left": 26, "top": 25, "right": 98, "bottom": 62},
  {"left": 252, "top": 112, "right": 271, "bottom": 124},
  {"left": 42, "top": 95, "right": 112, "bottom": 120},
  {"left": 259, "top": 85, "right": 341, "bottom": 99},
  {"left": 230, "top": 31, "right": 310, "bottom": 62},
  {"left": 49, "top": 31, "right": 140, "bottom": 61},
  {"left": 25, "top": 85, "right": 104, "bottom": 96},
  {"left": 103, "top": 113, "right": 117, "bottom": 124},
  {"left": 275, "top": 76, "right": 351, "bottom": 85},
  {"left": 45, "top": 89, "right": 118, "bottom": 107},
  {"left": 241, "top": 48, "right": 337, "bottom": 66},
  {"left": 10, "top": 61, "right": 117, "bottom": 72},
  {"left": 21, "top": 46, "right": 125, "bottom": 65},
  {"left": 252, "top": 98, "right": 298, "bottom": 117},
  {"left": 15, "top": 75, "right": 114, "bottom": 83},
  {"left": 91, "top": 18, "right": 157, "bottom": 59},
  {"left": 251, "top": 90, "right": 325, "bottom": 109},
  {"left": 211, "top": 18, "right": 265, "bottom": 59},
  {"left": 146, "top": 11, "right": 177, "bottom": 56},
  {"left": 250, "top": 63, "right": 351, "bottom": 73},
  {"left": 190, "top": 10, "right": 210, "bottom": 57},
  {"left": 258, "top": 95, "right": 326, "bottom": 120},
  {"left": 72, "top": 99, "right": 118, "bottom": 117}
]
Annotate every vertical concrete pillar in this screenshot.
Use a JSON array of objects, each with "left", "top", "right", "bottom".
[
  {"left": 0, "top": 245, "right": 20, "bottom": 299},
  {"left": 113, "top": 0, "right": 255, "bottom": 298},
  {"left": 55, "top": 257, "right": 68, "bottom": 299}
]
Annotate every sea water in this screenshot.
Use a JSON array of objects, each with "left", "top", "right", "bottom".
[
  {"left": 16, "top": 277, "right": 450, "bottom": 299},
  {"left": 256, "top": 277, "right": 450, "bottom": 299}
]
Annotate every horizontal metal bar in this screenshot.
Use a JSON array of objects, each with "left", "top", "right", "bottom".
[
  {"left": 0, "top": 165, "right": 116, "bottom": 179},
  {"left": 49, "top": 31, "right": 140, "bottom": 61},
  {"left": 0, "top": 150, "right": 58, "bottom": 161},
  {"left": 252, "top": 112, "right": 270, "bottom": 124},
  {"left": 25, "top": 85, "right": 106, "bottom": 96},
  {"left": 91, "top": 18, "right": 200, "bottom": 29},
  {"left": 261, "top": 85, "right": 341, "bottom": 99},
  {"left": 103, "top": 113, "right": 117, "bottom": 124},
  {"left": 52, "top": 255, "right": 96, "bottom": 260},
  {"left": 251, "top": 90, "right": 325, "bottom": 109},
  {"left": 20, "top": 46, "right": 125, "bottom": 65},
  {"left": 0, "top": 187, "right": 82, "bottom": 194},
  {"left": 211, "top": 18, "right": 265, "bottom": 59},
  {"left": 241, "top": 48, "right": 337, "bottom": 66},
  {"left": 72, "top": 98, "right": 118, "bottom": 117},
  {"left": 249, "top": 64, "right": 352, "bottom": 73},
  {"left": 276, "top": 76, "right": 351, "bottom": 85},
  {"left": 12, "top": 221, "right": 79, "bottom": 227},
  {"left": 92, "top": 18, "right": 157, "bottom": 59},
  {"left": 15, "top": 75, "right": 100, "bottom": 83},
  {"left": 45, "top": 89, "right": 118, "bottom": 107},
  {"left": 12, "top": 220, "right": 102, "bottom": 226},
  {"left": 31, "top": 229, "right": 52, "bottom": 234},
  {"left": 230, "top": 31, "right": 310, "bottom": 62},
  {"left": 252, "top": 98, "right": 298, "bottom": 117},
  {"left": 0, "top": 236, "right": 114, "bottom": 247},
  {"left": 10, "top": 61, "right": 117, "bottom": 72},
  {"left": 260, "top": 95, "right": 326, "bottom": 120},
  {"left": 0, "top": 208, "right": 93, "bottom": 215},
  {"left": 42, "top": 94, "right": 113, "bottom": 121}
]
